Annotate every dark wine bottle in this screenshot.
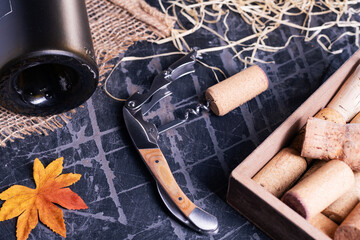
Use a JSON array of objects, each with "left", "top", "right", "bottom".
[{"left": 0, "top": 0, "right": 99, "bottom": 116}]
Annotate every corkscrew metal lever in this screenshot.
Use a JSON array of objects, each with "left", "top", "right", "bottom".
[{"left": 123, "top": 51, "right": 218, "bottom": 234}]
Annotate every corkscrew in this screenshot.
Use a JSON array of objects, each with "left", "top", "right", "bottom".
[{"left": 123, "top": 50, "right": 219, "bottom": 234}]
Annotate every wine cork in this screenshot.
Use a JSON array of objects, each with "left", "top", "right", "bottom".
[
  {"left": 334, "top": 202, "right": 360, "bottom": 240},
  {"left": 327, "top": 64, "right": 360, "bottom": 122},
  {"left": 282, "top": 160, "right": 355, "bottom": 220},
  {"left": 290, "top": 107, "right": 346, "bottom": 158},
  {"left": 298, "top": 160, "right": 327, "bottom": 182},
  {"left": 309, "top": 213, "right": 338, "bottom": 239},
  {"left": 302, "top": 117, "right": 345, "bottom": 160},
  {"left": 343, "top": 123, "right": 360, "bottom": 171},
  {"left": 205, "top": 65, "right": 268, "bottom": 116},
  {"left": 302, "top": 118, "right": 360, "bottom": 171},
  {"left": 350, "top": 112, "right": 360, "bottom": 124},
  {"left": 322, "top": 172, "right": 360, "bottom": 224},
  {"left": 252, "top": 148, "right": 307, "bottom": 198}
]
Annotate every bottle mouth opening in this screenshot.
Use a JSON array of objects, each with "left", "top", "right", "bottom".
[
  {"left": 14, "top": 63, "right": 80, "bottom": 107},
  {"left": 0, "top": 51, "right": 98, "bottom": 116}
]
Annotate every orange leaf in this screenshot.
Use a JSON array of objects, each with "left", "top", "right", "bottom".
[
  {"left": 46, "top": 188, "right": 88, "bottom": 210},
  {"left": 0, "top": 194, "right": 35, "bottom": 221},
  {"left": 0, "top": 157, "right": 87, "bottom": 240},
  {"left": 44, "top": 157, "right": 64, "bottom": 179},
  {"left": 33, "top": 158, "right": 45, "bottom": 188},
  {"left": 0, "top": 185, "right": 34, "bottom": 200},
  {"left": 38, "top": 157, "right": 64, "bottom": 188},
  {"left": 17, "top": 208, "right": 38, "bottom": 240},
  {"left": 36, "top": 197, "right": 66, "bottom": 238},
  {"left": 54, "top": 173, "right": 82, "bottom": 189}
]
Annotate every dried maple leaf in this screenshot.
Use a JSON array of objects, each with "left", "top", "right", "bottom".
[{"left": 0, "top": 157, "right": 87, "bottom": 240}]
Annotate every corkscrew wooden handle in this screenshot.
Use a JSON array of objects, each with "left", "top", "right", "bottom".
[{"left": 138, "top": 148, "right": 196, "bottom": 217}]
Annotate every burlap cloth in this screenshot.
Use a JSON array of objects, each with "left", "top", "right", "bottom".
[{"left": 0, "top": 0, "right": 173, "bottom": 147}]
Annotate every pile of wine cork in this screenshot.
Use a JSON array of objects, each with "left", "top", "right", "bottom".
[{"left": 252, "top": 64, "right": 360, "bottom": 239}]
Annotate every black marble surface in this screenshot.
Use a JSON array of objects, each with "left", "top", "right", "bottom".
[{"left": 0, "top": 1, "right": 359, "bottom": 240}]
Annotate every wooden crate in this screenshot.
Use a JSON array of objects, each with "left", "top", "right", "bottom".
[{"left": 227, "top": 50, "right": 360, "bottom": 240}]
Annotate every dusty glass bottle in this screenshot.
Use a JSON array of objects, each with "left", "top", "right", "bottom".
[{"left": 0, "top": 0, "right": 98, "bottom": 116}]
